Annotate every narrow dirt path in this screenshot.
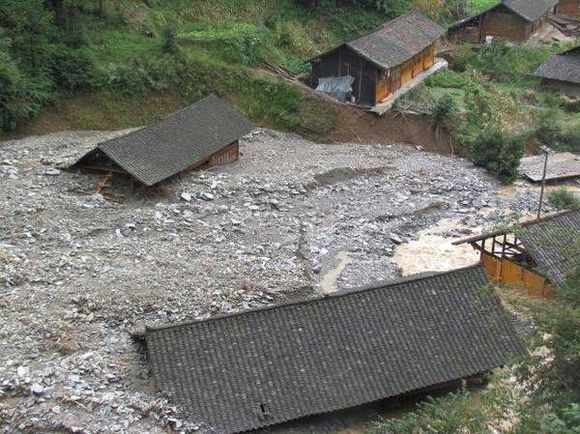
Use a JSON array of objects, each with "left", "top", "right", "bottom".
[{"left": 321, "top": 251, "right": 351, "bottom": 294}]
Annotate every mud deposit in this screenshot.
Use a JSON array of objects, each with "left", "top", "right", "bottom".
[{"left": 0, "top": 128, "right": 555, "bottom": 433}]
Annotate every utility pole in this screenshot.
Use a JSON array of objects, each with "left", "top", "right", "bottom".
[{"left": 537, "top": 145, "right": 553, "bottom": 220}]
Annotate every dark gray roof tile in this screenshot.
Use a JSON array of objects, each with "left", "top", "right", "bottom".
[
  {"left": 347, "top": 11, "right": 445, "bottom": 70},
  {"left": 146, "top": 265, "right": 525, "bottom": 434},
  {"left": 519, "top": 209, "right": 580, "bottom": 284},
  {"left": 503, "top": 0, "right": 559, "bottom": 22},
  {"left": 535, "top": 47, "right": 580, "bottom": 84},
  {"left": 90, "top": 95, "right": 254, "bottom": 186}
]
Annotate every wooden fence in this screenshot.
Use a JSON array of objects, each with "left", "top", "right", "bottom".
[{"left": 481, "top": 252, "right": 555, "bottom": 298}]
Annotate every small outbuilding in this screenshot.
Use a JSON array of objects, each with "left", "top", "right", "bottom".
[
  {"left": 145, "top": 266, "right": 525, "bottom": 434},
  {"left": 453, "top": 209, "right": 580, "bottom": 298},
  {"left": 448, "top": 0, "right": 559, "bottom": 43},
  {"left": 534, "top": 46, "right": 580, "bottom": 97},
  {"left": 74, "top": 95, "right": 254, "bottom": 186},
  {"left": 309, "top": 10, "right": 445, "bottom": 106}
]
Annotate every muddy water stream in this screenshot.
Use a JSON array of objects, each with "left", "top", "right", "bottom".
[{"left": 393, "top": 218, "right": 481, "bottom": 275}]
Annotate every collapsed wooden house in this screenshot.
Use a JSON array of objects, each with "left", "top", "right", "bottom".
[
  {"left": 448, "top": 0, "right": 559, "bottom": 43},
  {"left": 73, "top": 95, "right": 254, "bottom": 186},
  {"left": 145, "top": 266, "right": 525, "bottom": 434},
  {"left": 308, "top": 11, "right": 445, "bottom": 106},
  {"left": 453, "top": 209, "right": 580, "bottom": 298},
  {"left": 535, "top": 46, "right": 580, "bottom": 97}
]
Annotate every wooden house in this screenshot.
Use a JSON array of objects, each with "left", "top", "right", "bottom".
[
  {"left": 309, "top": 11, "right": 445, "bottom": 106},
  {"left": 448, "top": 0, "right": 559, "bottom": 43},
  {"left": 453, "top": 209, "right": 580, "bottom": 298},
  {"left": 557, "top": 0, "right": 580, "bottom": 17},
  {"left": 74, "top": 95, "right": 254, "bottom": 186},
  {"left": 145, "top": 266, "right": 524, "bottom": 434},
  {"left": 535, "top": 46, "right": 580, "bottom": 97}
]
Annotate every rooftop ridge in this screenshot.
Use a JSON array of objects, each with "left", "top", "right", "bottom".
[
  {"left": 453, "top": 208, "right": 580, "bottom": 245},
  {"left": 96, "top": 94, "right": 220, "bottom": 150},
  {"left": 145, "top": 264, "right": 486, "bottom": 332}
]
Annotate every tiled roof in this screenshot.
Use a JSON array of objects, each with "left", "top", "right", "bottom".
[
  {"left": 312, "top": 10, "right": 445, "bottom": 70},
  {"left": 145, "top": 266, "right": 525, "bottom": 434},
  {"left": 91, "top": 95, "right": 254, "bottom": 186},
  {"left": 518, "top": 209, "right": 580, "bottom": 284},
  {"left": 519, "top": 152, "right": 580, "bottom": 182},
  {"left": 535, "top": 47, "right": 580, "bottom": 85},
  {"left": 503, "top": 0, "right": 559, "bottom": 22}
]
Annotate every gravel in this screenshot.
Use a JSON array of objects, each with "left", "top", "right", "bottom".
[{"left": 0, "top": 128, "right": 552, "bottom": 433}]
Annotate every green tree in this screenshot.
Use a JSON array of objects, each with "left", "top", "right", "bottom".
[{"left": 472, "top": 128, "right": 524, "bottom": 184}]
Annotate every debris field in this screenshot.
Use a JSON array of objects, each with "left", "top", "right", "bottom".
[{"left": 0, "top": 128, "right": 553, "bottom": 433}]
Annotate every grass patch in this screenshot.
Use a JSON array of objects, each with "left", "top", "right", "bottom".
[{"left": 548, "top": 188, "right": 580, "bottom": 210}]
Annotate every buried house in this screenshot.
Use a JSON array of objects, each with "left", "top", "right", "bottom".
[
  {"left": 453, "top": 209, "right": 580, "bottom": 298},
  {"left": 73, "top": 95, "right": 254, "bottom": 186},
  {"left": 308, "top": 10, "right": 445, "bottom": 106},
  {"left": 534, "top": 46, "right": 580, "bottom": 97},
  {"left": 145, "top": 266, "right": 525, "bottom": 434},
  {"left": 448, "top": 0, "right": 559, "bottom": 43}
]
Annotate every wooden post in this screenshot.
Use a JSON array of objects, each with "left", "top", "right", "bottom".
[
  {"left": 537, "top": 148, "right": 550, "bottom": 219},
  {"left": 501, "top": 234, "right": 507, "bottom": 258}
]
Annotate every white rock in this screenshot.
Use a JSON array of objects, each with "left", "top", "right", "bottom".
[
  {"left": 180, "top": 192, "right": 192, "bottom": 202},
  {"left": 30, "top": 383, "right": 44, "bottom": 395}
]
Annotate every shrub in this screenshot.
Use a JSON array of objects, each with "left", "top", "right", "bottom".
[
  {"left": 367, "top": 385, "right": 491, "bottom": 434},
  {"left": 472, "top": 128, "right": 524, "bottom": 184},
  {"left": 547, "top": 187, "right": 580, "bottom": 210},
  {"left": 52, "top": 47, "right": 97, "bottom": 90},
  {"left": 535, "top": 109, "right": 580, "bottom": 152},
  {"left": 430, "top": 92, "right": 458, "bottom": 127},
  {"left": 561, "top": 96, "right": 580, "bottom": 113},
  {"left": 161, "top": 26, "right": 178, "bottom": 54},
  {"left": 470, "top": 41, "right": 551, "bottom": 80}
]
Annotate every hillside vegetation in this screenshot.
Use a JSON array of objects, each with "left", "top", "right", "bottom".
[
  {"left": 1, "top": 0, "right": 504, "bottom": 138},
  {"left": 397, "top": 41, "right": 580, "bottom": 182}
]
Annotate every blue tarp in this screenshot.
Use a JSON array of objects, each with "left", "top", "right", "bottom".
[{"left": 315, "top": 75, "right": 354, "bottom": 102}]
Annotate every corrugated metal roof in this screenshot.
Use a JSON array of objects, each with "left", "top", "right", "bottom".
[
  {"left": 503, "top": 0, "right": 559, "bottom": 22},
  {"left": 83, "top": 95, "right": 254, "bottom": 186},
  {"left": 146, "top": 266, "right": 525, "bottom": 434},
  {"left": 535, "top": 48, "right": 580, "bottom": 85}
]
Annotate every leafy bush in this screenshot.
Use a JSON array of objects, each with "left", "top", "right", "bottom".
[
  {"left": 535, "top": 109, "right": 580, "bottom": 152},
  {"left": 561, "top": 96, "right": 580, "bottom": 113},
  {"left": 470, "top": 41, "right": 551, "bottom": 80},
  {"left": 274, "top": 20, "right": 316, "bottom": 57},
  {"left": 547, "top": 187, "right": 580, "bottom": 210},
  {"left": 429, "top": 92, "right": 458, "bottom": 127},
  {"left": 367, "top": 385, "right": 491, "bottom": 434},
  {"left": 161, "top": 26, "right": 178, "bottom": 54},
  {"left": 472, "top": 128, "right": 524, "bottom": 184},
  {"left": 52, "top": 47, "right": 97, "bottom": 90}
]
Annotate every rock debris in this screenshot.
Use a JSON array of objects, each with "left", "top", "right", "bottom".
[{"left": 0, "top": 128, "right": 553, "bottom": 433}]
